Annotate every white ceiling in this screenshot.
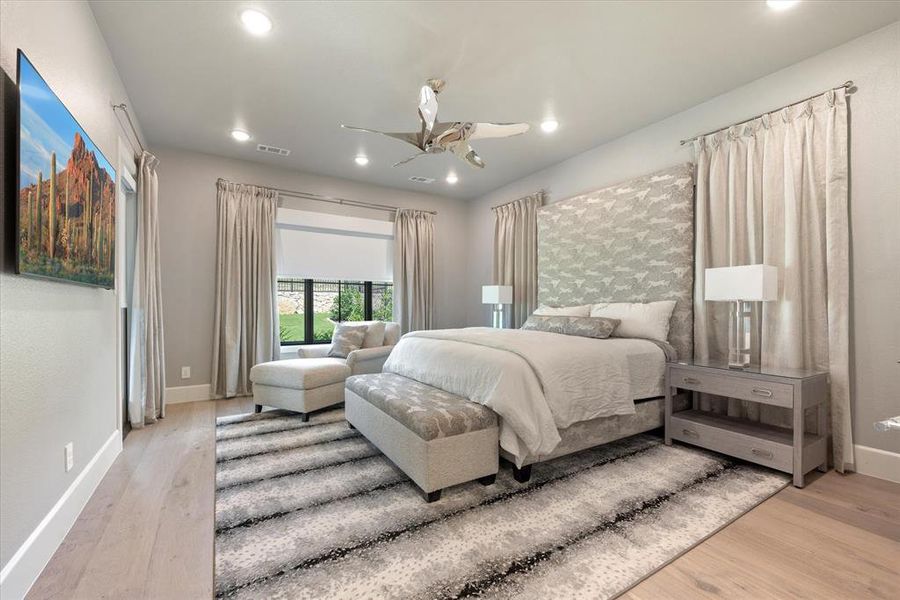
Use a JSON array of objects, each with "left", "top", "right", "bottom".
[{"left": 90, "top": 1, "right": 900, "bottom": 200}]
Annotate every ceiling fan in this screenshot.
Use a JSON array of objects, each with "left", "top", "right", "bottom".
[{"left": 341, "top": 79, "right": 530, "bottom": 169}]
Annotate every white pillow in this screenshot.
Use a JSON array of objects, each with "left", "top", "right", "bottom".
[
  {"left": 590, "top": 301, "right": 677, "bottom": 342},
  {"left": 533, "top": 304, "right": 592, "bottom": 317},
  {"left": 342, "top": 320, "right": 387, "bottom": 348}
]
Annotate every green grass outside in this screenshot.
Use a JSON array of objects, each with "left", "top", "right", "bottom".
[{"left": 279, "top": 312, "right": 335, "bottom": 344}]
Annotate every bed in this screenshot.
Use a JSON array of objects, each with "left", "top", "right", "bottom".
[{"left": 385, "top": 163, "right": 695, "bottom": 470}]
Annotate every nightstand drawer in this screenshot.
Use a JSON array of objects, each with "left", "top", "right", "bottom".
[
  {"left": 668, "top": 367, "right": 793, "bottom": 408},
  {"left": 670, "top": 412, "right": 793, "bottom": 472}
]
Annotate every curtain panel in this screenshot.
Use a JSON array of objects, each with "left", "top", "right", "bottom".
[
  {"left": 493, "top": 191, "right": 543, "bottom": 328},
  {"left": 128, "top": 151, "right": 166, "bottom": 427},
  {"left": 393, "top": 209, "right": 434, "bottom": 333},
  {"left": 210, "top": 180, "right": 279, "bottom": 398},
  {"left": 693, "top": 88, "right": 852, "bottom": 471}
]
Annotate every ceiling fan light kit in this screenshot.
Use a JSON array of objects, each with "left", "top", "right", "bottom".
[{"left": 342, "top": 79, "right": 530, "bottom": 170}]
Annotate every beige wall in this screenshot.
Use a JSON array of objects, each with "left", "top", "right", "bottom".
[
  {"left": 153, "top": 146, "right": 470, "bottom": 390},
  {"left": 466, "top": 22, "right": 900, "bottom": 454},
  {"left": 0, "top": 0, "right": 144, "bottom": 568}
]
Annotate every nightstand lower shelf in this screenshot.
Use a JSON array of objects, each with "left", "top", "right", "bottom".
[{"left": 670, "top": 409, "right": 826, "bottom": 476}]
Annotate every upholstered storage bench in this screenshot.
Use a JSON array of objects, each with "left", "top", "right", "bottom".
[
  {"left": 250, "top": 358, "right": 351, "bottom": 421},
  {"left": 345, "top": 373, "right": 499, "bottom": 502}
]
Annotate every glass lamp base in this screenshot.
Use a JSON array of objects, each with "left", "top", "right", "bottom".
[
  {"left": 491, "top": 305, "right": 505, "bottom": 329},
  {"left": 728, "top": 300, "right": 752, "bottom": 369},
  {"left": 728, "top": 351, "right": 751, "bottom": 370}
]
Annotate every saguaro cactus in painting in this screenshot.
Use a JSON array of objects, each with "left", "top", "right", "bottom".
[
  {"left": 35, "top": 171, "right": 43, "bottom": 251},
  {"left": 48, "top": 152, "right": 57, "bottom": 259}
]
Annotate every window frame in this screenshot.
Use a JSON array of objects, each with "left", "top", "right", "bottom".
[{"left": 278, "top": 277, "right": 392, "bottom": 346}]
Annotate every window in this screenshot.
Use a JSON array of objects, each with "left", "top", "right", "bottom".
[
  {"left": 275, "top": 206, "right": 394, "bottom": 345},
  {"left": 278, "top": 278, "right": 393, "bottom": 345}
]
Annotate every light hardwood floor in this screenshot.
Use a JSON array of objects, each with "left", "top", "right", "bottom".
[{"left": 27, "top": 399, "right": 900, "bottom": 600}]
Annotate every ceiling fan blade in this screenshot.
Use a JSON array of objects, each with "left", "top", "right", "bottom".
[
  {"left": 451, "top": 142, "right": 485, "bottom": 169},
  {"left": 464, "top": 148, "right": 485, "bottom": 169},
  {"left": 392, "top": 152, "right": 427, "bottom": 168},
  {"left": 418, "top": 85, "right": 439, "bottom": 138},
  {"left": 341, "top": 124, "right": 421, "bottom": 147},
  {"left": 468, "top": 122, "right": 530, "bottom": 140}
]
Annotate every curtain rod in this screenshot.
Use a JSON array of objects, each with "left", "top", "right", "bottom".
[
  {"left": 678, "top": 80, "right": 855, "bottom": 146},
  {"left": 217, "top": 179, "right": 437, "bottom": 215},
  {"left": 491, "top": 189, "right": 546, "bottom": 211},
  {"left": 111, "top": 103, "right": 145, "bottom": 154}
]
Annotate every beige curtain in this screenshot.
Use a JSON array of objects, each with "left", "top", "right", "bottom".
[
  {"left": 393, "top": 209, "right": 434, "bottom": 333},
  {"left": 493, "top": 192, "right": 543, "bottom": 328},
  {"left": 128, "top": 151, "right": 166, "bottom": 427},
  {"left": 694, "top": 87, "right": 852, "bottom": 471},
  {"left": 210, "top": 180, "right": 279, "bottom": 398}
]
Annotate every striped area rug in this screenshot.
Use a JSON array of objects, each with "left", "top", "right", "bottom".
[{"left": 215, "top": 407, "right": 788, "bottom": 599}]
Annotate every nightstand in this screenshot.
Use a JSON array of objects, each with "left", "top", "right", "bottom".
[{"left": 664, "top": 361, "right": 828, "bottom": 488}]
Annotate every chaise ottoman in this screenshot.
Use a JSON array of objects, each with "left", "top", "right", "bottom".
[
  {"left": 249, "top": 358, "right": 350, "bottom": 421},
  {"left": 345, "top": 373, "right": 499, "bottom": 502}
]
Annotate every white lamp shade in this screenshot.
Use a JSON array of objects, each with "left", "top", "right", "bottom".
[
  {"left": 482, "top": 285, "right": 513, "bottom": 305},
  {"left": 705, "top": 265, "right": 778, "bottom": 301}
]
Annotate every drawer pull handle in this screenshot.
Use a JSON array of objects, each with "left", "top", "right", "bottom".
[
  {"left": 681, "top": 428, "right": 698, "bottom": 438},
  {"left": 751, "top": 448, "right": 774, "bottom": 459},
  {"left": 683, "top": 377, "right": 701, "bottom": 385},
  {"left": 752, "top": 388, "right": 773, "bottom": 398}
]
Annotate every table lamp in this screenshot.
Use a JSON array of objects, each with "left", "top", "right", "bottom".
[
  {"left": 482, "top": 285, "right": 513, "bottom": 329},
  {"left": 705, "top": 265, "right": 778, "bottom": 369}
]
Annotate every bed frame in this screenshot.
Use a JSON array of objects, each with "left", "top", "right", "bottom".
[
  {"left": 509, "top": 163, "right": 696, "bottom": 479},
  {"left": 501, "top": 394, "right": 691, "bottom": 478}
]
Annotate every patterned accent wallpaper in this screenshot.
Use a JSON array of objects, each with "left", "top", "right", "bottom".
[{"left": 537, "top": 164, "right": 695, "bottom": 360}]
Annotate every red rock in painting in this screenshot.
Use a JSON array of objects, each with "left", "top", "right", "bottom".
[{"left": 18, "top": 131, "right": 116, "bottom": 286}]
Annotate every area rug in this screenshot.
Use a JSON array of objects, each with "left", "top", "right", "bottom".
[{"left": 214, "top": 407, "right": 788, "bottom": 599}]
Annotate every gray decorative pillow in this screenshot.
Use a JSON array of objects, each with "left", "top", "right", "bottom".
[
  {"left": 328, "top": 324, "right": 369, "bottom": 358},
  {"left": 521, "top": 315, "right": 620, "bottom": 339}
]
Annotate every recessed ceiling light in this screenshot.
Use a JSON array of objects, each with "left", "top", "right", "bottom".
[
  {"left": 540, "top": 119, "right": 559, "bottom": 133},
  {"left": 354, "top": 155, "right": 369, "bottom": 166},
  {"left": 445, "top": 173, "right": 458, "bottom": 184},
  {"left": 241, "top": 9, "right": 272, "bottom": 35},
  {"left": 766, "top": 0, "right": 800, "bottom": 10},
  {"left": 231, "top": 129, "right": 251, "bottom": 142}
]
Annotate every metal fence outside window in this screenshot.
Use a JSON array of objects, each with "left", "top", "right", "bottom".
[{"left": 277, "top": 278, "right": 393, "bottom": 345}]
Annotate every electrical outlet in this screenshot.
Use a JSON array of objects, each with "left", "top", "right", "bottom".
[
  {"left": 64, "top": 442, "right": 74, "bottom": 472},
  {"left": 181, "top": 366, "right": 191, "bottom": 379}
]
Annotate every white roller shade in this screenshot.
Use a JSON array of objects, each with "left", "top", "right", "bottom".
[{"left": 276, "top": 208, "right": 393, "bottom": 281}]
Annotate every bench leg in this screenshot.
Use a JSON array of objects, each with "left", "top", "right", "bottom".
[
  {"left": 424, "top": 489, "right": 442, "bottom": 503},
  {"left": 477, "top": 474, "right": 497, "bottom": 486},
  {"left": 254, "top": 404, "right": 262, "bottom": 414},
  {"left": 512, "top": 464, "right": 532, "bottom": 484},
  {"left": 300, "top": 412, "right": 309, "bottom": 423}
]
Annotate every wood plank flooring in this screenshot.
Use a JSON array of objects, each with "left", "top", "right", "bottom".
[{"left": 26, "top": 399, "right": 899, "bottom": 600}]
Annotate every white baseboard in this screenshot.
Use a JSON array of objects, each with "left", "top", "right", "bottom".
[
  {"left": 0, "top": 430, "right": 122, "bottom": 600},
  {"left": 853, "top": 444, "right": 900, "bottom": 483},
  {"left": 166, "top": 383, "right": 212, "bottom": 404}
]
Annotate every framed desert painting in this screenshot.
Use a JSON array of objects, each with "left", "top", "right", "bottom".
[{"left": 16, "top": 50, "right": 116, "bottom": 288}]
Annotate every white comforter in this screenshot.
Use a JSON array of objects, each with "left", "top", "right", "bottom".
[{"left": 382, "top": 327, "right": 648, "bottom": 466}]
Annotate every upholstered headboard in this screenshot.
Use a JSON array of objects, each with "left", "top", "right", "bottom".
[{"left": 537, "top": 163, "right": 695, "bottom": 360}]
